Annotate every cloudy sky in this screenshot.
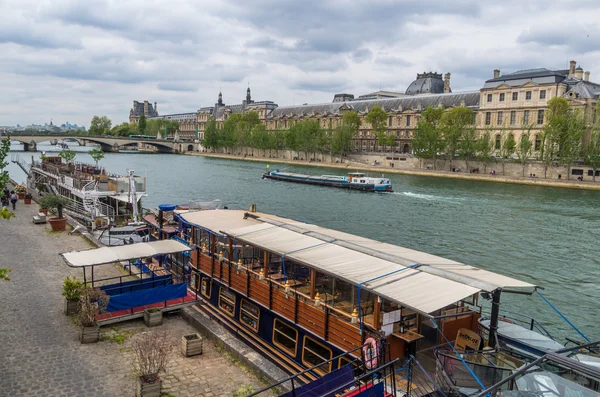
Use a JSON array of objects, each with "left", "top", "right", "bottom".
[{"left": 1, "top": 0, "right": 599, "bottom": 127}]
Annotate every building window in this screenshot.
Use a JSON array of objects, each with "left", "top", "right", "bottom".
[
  {"left": 535, "top": 135, "right": 541, "bottom": 151},
  {"left": 472, "top": 113, "right": 477, "bottom": 125},
  {"left": 524, "top": 110, "right": 530, "bottom": 125},
  {"left": 273, "top": 319, "right": 298, "bottom": 356},
  {"left": 510, "top": 111, "right": 516, "bottom": 125},
  {"left": 240, "top": 299, "right": 260, "bottom": 332},
  {"left": 485, "top": 112, "right": 491, "bottom": 125},
  {"left": 405, "top": 130, "right": 410, "bottom": 137},
  {"left": 388, "top": 116, "right": 393, "bottom": 127},
  {"left": 526, "top": 91, "right": 532, "bottom": 100},
  {"left": 328, "top": 119, "right": 332, "bottom": 129},
  {"left": 497, "top": 111, "right": 503, "bottom": 125},
  {"left": 201, "top": 278, "right": 211, "bottom": 299},
  {"left": 406, "top": 115, "right": 411, "bottom": 127},
  {"left": 495, "top": 135, "right": 501, "bottom": 150},
  {"left": 512, "top": 92, "right": 518, "bottom": 101},
  {"left": 540, "top": 90, "right": 546, "bottom": 99},
  {"left": 218, "top": 287, "right": 235, "bottom": 317},
  {"left": 302, "top": 336, "right": 333, "bottom": 376},
  {"left": 537, "top": 110, "right": 544, "bottom": 125},
  {"left": 487, "top": 94, "right": 493, "bottom": 102},
  {"left": 499, "top": 93, "right": 505, "bottom": 102}
]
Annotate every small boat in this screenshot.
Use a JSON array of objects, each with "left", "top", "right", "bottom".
[
  {"left": 263, "top": 170, "right": 393, "bottom": 192},
  {"left": 95, "top": 223, "right": 149, "bottom": 246},
  {"left": 56, "top": 141, "right": 69, "bottom": 150}
]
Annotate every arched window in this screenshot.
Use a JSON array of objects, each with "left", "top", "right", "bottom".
[
  {"left": 403, "top": 144, "right": 410, "bottom": 154},
  {"left": 534, "top": 135, "right": 541, "bottom": 151},
  {"left": 495, "top": 134, "right": 501, "bottom": 150}
]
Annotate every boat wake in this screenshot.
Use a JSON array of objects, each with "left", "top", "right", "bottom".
[{"left": 397, "top": 191, "right": 463, "bottom": 202}]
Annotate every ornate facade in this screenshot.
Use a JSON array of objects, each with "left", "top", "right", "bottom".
[
  {"left": 129, "top": 100, "right": 159, "bottom": 124},
  {"left": 129, "top": 61, "right": 599, "bottom": 152}
]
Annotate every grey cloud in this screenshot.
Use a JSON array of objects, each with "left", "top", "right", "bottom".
[
  {"left": 375, "top": 55, "right": 412, "bottom": 67},
  {"left": 291, "top": 76, "right": 348, "bottom": 93},
  {"left": 157, "top": 82, "right": 199, "bottom": 92},
  {"left": 350, "top": 48, "right": 373, "bottom": 63},
  {"left": 518, "top": 25, "right": 600, "bottom": 54}
]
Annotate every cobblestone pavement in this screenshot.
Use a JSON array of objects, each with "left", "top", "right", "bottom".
[{"left": 0, "top": 202, "right": 270, "bottom": 396}]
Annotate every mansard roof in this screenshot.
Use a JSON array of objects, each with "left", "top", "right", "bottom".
[
  {"left": 564, "top": 79, "right": 600, "bottom": 99},
  {"left": 130, "top": 101, "right": 158, "bottom": 117},
  {"left": 483, "top": 68, "right": 569, "bottom": 89},
  {"left": 269, "top": 91, "right": 480, "bottom": 118}
]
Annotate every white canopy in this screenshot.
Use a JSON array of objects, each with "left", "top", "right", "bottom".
[
  {"left": 179, "top": 210, "right": 296, "bottom": 236},
  {"left": 60, "top": 240, "right": 191, "bottom": 268}
]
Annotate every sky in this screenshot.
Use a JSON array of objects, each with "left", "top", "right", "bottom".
[{"left": 1, "top": 0, "right": 599, "bottom": 128}]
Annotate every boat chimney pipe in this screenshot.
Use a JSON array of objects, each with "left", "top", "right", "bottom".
[
  {"left": 157, "top": 210, "right": 163, "bottom": 240},
  {"left": 488, "top": 289, "right": 502, "bottom": 348},
  {"left": 248, "top": 204, "right": 257, "bottom": 213}
]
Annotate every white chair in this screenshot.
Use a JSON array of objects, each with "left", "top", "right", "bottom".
[{"left": 33, "top": 213, "right": 47, "bottom": 224}]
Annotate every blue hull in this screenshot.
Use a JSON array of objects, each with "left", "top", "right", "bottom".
[{"left": 263, "top": 172, "right": 392, "bottom": 192}]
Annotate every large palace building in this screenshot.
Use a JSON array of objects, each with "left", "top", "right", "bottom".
[{"left": 129, "top": 60, "right": 599, "bottom": 153}]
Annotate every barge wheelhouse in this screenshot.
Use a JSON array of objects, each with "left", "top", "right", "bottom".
[{"left": 173, "top": 209, "right": 536, "bottom": 383}]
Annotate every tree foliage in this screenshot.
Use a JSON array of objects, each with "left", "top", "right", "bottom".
[
  {"left": 440, "top": 106, "right": 474, "bottom": 169},
  {"left": 138, "top": 113, "right": 147, "bottom": 134},
  {"left": 202, "top": 117, "right": 218, "bottom": 150},
  {"left": 88, "top": 148, "right": 105, "bottom": 168},
  {"left": 585, "top": 102, "right": 600, "bottom": 181},
  {"left": 109, "top": 122, "right": 135, "bottom": 137},
  {"left": 58, "top": 149, "right": 76, "bottom": 164},
  {"left": 516, "top": 128, "right": 533, "bottom": 177},
  {"left": 89, "top": 116, "right": 112, "bottom": 135},
  {"left": 0, "top": 136, "right": 10, "bottom": 192},
  {"left": 412, "top": 106, "right": 444, "bottom": 169},
  {"left": 365, "top": 106, "right": 388, "bottom": 151}
]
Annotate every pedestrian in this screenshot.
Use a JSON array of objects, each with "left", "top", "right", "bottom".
[
  {"left": 9, "top": 190, "right": 18, "bottom": 210},
  {"left": 2, "top": 187, "right": 9, "bottom": 201},
  {"left": 1, "top": 195, "right": 7, "bottom": 208}
]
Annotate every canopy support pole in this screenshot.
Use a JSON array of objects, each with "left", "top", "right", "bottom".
[{"left": 489, "top": 289, "right": 502, "bottom": 348}]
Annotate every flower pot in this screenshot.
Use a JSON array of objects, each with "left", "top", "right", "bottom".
[
  {"left": 24, "top": 198, "right": 32, "bottom": 205},
  {"left": 181, "top": 333, "right": 203, "bottom": 357},
  {"left": 40, "top": 208, "right": 48, "bottom": 215},
  {"left": 80, "top": 325, "right": 99, "bottom": 344},
  {"left": 18, "top": 193, "right": 25, "bottom": 200},
  {"left": 143, "top": 309, "right": 163, "bottom": 327},
  {"left": 64, "top": 298, "right": 80, "bottom": 315},
  {"left": 136, "top": 378, "right": 162, "bottom": 397},
  {"left": 48, "top": 217, "right": 67, "bottom": 231}
]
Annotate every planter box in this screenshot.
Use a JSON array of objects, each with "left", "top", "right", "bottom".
[
  {"left": 136, "top": 378, "right": 162, "bottom": 397},
  {"left": 181, "top": 333, "right": 203, "bottom": 357},
  {"left": 143, "top": 309, "right": 163, "bottom": 327},
  {"left": 48, "top": 217, "right": 67, "bottom": 231},
  {"left": 17, "top": 193, "right": 25, "bottom": 200},
  {"left": 80, "top": 326, "right": 99, "bottom": 344},
  {"left": 24, "top": 198, "right": 32, "bottom": 204},
  {"left": 39, "top": 208, "right": 49, "bottom": 215},
  {"left": 64, "top": 298, "right": 79, "bottom": 315}
]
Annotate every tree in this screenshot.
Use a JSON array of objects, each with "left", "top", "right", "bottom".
[
  {"left": 0, "top": 136, "right": 10, "bottom": 192},
  {"left": 202, "top": 117, "right": 219, "bottom": 151},
  {"left": 515, "top": 128, "right": 533, "bottom": 177},
  {"left": 459, "top": 126, "right": 478, "bottom": 172},
  {"left": 331, "top": 125, "right": 354, "bottom": 162},
  {"left": 273, "top": 130, "right": 286, "bottom": 157},
  {"left": 342, "top": 110, "right": 362, "bottom": 132},
  {"left": 138, "top": 114, "right": 147, "bottom": 135},
  {"left": 585, "top": 102, "right": 600, "bottom": 181},
  {"left": 58, "top": 149, "right": 76, "bottom": 165},
  {"left": 365, "top": 106, "right": 388, "bottom": 152},
  {"left": 88, "top": 148, "right": 105, "bottom": 168},
  {"left": 539, "top": 130, "right": 554, "bottom": 179},
  {"left": 500, "top": 132, "right": 516, "bottom": 175},
  {"left": 440, "top": 106, "right": 474, "bottom": 171},
  {"left": 89, "top": 116, "right": 112, "bottom": 135},
  {"left": 476, "top": 128, "right": 495, "bottom": 174},
  {"left": 412, "top": 106, "right": 444, "bottom": 169},
  {"left": 110, "top": 122, "right": 134, "bottom": 137}
]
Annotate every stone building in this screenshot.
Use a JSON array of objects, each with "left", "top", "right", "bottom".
[{"left": 129, "top": 100, "right": 159, "bottom": 124}]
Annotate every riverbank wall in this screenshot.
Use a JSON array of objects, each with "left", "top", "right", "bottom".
[{"left": 187, "top": 151, "right": 600, "bottom": 191}]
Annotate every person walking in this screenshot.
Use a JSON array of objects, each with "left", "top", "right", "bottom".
[{"left": 9, "top": 191, "right": 18, "bottom": 210}]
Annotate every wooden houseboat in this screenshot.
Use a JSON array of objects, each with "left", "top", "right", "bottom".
[{"left": 172, "top": 208, "right": 537, "bottom": 383}]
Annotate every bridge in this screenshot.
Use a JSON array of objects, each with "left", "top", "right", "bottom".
[{"left": 1, "top": 132, "right": 201, "bottom": 154}]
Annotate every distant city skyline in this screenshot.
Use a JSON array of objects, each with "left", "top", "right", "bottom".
[{"left": 1, "top": 0, "right": 599, "bottom": 127}]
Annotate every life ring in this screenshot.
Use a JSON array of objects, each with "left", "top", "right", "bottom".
[{"left": 362, "top": 337, "right": 379, "bottom": 369}]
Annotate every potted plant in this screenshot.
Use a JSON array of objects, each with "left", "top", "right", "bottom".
[
  {"left": 24, "top": 192, "right": 32, "bottom": 205},
  {"left": 14, "top": 184, "right": 27, "bottom": 200},
  {"left": 143, "top": 307, "right": 163, "bottom": 327},
  {"left": 181, "top": 333, "right": 203, "bottom": 357},
  {"left": 132, "top": 331, "right": 173, "bottom": 397},
  {"left": 62, "top": 276, "right": 83, "bottom": 315},
  {"left": 40, "top": 194, "right": 68, "bottom": 231},
  {"left": 76, "top": 286, "right": 109, "bottom": 344}
]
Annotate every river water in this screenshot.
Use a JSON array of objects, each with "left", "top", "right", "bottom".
[{"left": 8, "top": 142, "right": 600, "bottom": 341}]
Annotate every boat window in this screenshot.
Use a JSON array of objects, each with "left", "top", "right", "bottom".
[
  {"left": 339, "top": 356, "right": 358, "bottom": 371},
  {"left": 201, "top": 277, "right": 211, "bottom": 299},
  {"left": 302, "top": 336, "right": 332, "bottom": 375},
  {"left": 218, "top": 287, "right": 235, "bottom": 317},
  {"left": 240, "top": 299, "right": 260, "bottom": 332},
  {"left": 273, "top": 319, "right": 298, "bottom": 356},
  {"left": 360, "top": 180, "right": 365, "bottom": 183}
]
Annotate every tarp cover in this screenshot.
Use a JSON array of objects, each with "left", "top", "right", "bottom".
[
  {"left": 105, "top": 283, "right": 187, "bottom": 312},
  {"left": 60, "top": 240, "right": 191, "bottom": 268},
  {"left": 280, "top": 364, "right": 354, "bottom": 397}
]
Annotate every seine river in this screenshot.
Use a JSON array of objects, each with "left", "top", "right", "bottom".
[{"left": 8, "top": 142, "right": 600, "bottom": 341}]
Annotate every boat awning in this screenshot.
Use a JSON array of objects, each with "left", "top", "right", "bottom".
[
  {"left": 112, "top": 193, "right": 145, "bottom": 203},
  {"left": 221, "top": 218, "right": 536, "bottom": 317},
  {"left": 60, "top": 240, "right": 191, "bottom": 268},
  {"left": 179, "top": 210, "right": 297, "bottom": 236}
]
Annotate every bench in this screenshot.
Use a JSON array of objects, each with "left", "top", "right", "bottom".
[{"left": 33, "top": 213, "right": 47, "bottom": 224}]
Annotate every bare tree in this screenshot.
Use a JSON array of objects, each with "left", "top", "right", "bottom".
[{"left": 132, "top": 331, "right": 174, "bottom": 383}]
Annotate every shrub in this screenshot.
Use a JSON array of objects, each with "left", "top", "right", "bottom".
[
  {"left": 132, "top": 331, "right": 174, "bottom": 383},
  {"left": 62, "top": 276, "right": 83, "bottom": 301},
  {"left": 39, "top": 194, "right": 68, "bottom": 218},
  {"left": 77, "top": 287, "right": 109, "bottom": 327},
  {"left": 14, "top": 184, "right": 27, "bottom": 194}
]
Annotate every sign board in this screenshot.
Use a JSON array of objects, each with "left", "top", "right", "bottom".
[
  {"left": 455, "top": 328, "right": 482, "bottom": 351},
  {"left": 63, "top": 176, "right": 74, "bottom": 188},
  {"left": 382, "top": 309, "right": 402, "bottom": 325}
]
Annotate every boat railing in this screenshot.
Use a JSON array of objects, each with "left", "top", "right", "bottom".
[{"left": 482, "top": 308, "right": 555, "bottom": 340}]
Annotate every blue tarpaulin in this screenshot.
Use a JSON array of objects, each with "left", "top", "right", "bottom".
[
  {"left": 280, "top": 364, "right": 354, "bottom": 397},
  {"left": 106, "top": 283, "right": 187, "bottom": 312},
  {"left": 100, "top": 274, "right": 173, "bottom": 296}
]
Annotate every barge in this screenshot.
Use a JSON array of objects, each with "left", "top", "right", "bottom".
[{"left": 263, "top": 170, "right": 393, "bottom": 192}]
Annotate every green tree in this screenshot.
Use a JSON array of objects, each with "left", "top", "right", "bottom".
[
  {"left": 222, "top": 113, "right": 242, "bottom": 153},
  {"left": 585, "top": 102, "right": 600, "bottom": 181},
  {"left": 412, "top": 106, "right": 444, "bottom": 169},
  {"left": 138, "top": 114, "right": 147, "bottom": 134},
  {"left": 110, "top": 122, "right": 134, "bottom": 137},
  {"left": 365, "top": 106, "right": 388, "bottom": 152},
  {"left": 515, "top": 128, "right": 533, "bottom": 177},
  {"left": 476, "top": 128, "right": 495, "bottom": 174},
  {"left": 89, "top": 116, "right": 112, "bottom": 135},
  {"left": 202, "top": 117, "right": 219, "bottom": 151},
  {"left": 0, "top": 136, "right": 10, "bottom": 192},
  {"left": 342, "top": 110, "right": 362, "bottom": 132},
  {"left": 440, "top": 106, "right": 474, "bottom": 171},
  {"left": 58, "top": 149, "right": 76, "bottom": 165},
  {"left": 459, "top": 127, "right": 478, "bottom": 172},
  {"left": 539, "top": 130, "right": 555, "bottom": 179},
  {"left": 273, "top": 130, "right": 286, "bottom": 157},
  {"left": 88, "top": 148, "right": 105, "bottom": 168},
  {"left": 331, "top": 125, "right": 354, "bottom": 162},
  {"left": 500, "top": 132, "right": 516, "bottom": 175}
]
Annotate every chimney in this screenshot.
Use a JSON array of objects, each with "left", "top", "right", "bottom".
[
  {"left": 154, "top": 102, "right": 157, "bottom": 115},
  {"left": 443, "top": 73, "right": 451, "bottom": 93},
  {"left": 493, "top": 69, "right": 500, "bottom": 79},
  {"left": 569, "top": 60, "right": 576, "bottom": 78},
  {"left": 143, "top": 100, "right": 149, "bottom": 115},
  {"left": 584, "top": 71, "right": 590, "bottom": 81},
  {"left": 574, "top": 66, "right": 584, "bottom": 80}
]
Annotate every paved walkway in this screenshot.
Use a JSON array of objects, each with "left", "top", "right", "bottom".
[{"left": 0, "top": 201, "right": 269, "bottom": 396}]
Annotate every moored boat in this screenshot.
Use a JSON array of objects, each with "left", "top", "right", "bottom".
[{"left": 263, "top": 169, "right": 393, "bottom": 192}]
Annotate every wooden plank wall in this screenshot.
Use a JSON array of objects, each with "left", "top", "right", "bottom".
[
  {"left": 297, "top": 300, "right": 326, "bottom": 336},
  {"left": 230, "top": 270, "right": 248, "bottom": 294},
  {"left": 249, "top": 277, "right": 270, "bottom": 308},
  {"left": 199, "top": 253, "right": 211, "bottom": 274},
  {"left": 328, "top": 315, "right": 362, "bottom": 353}
]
